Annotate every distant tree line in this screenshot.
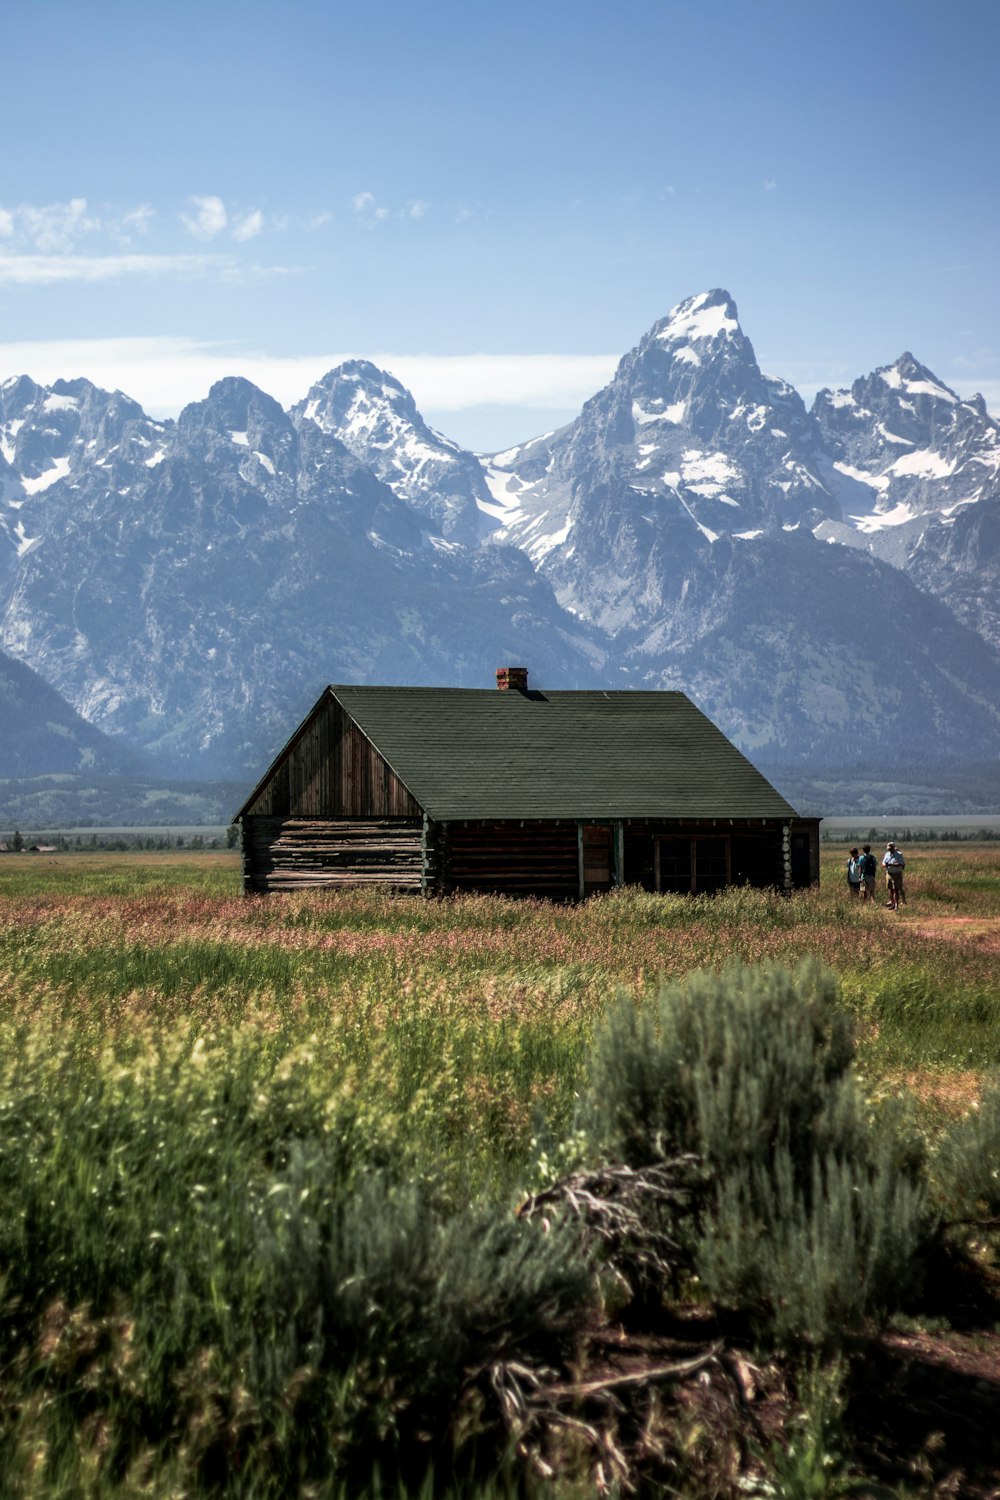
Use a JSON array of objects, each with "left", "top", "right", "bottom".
[
  {"left": 1, "top": 827, "right": 241, "bottom": 852},
  {"left": 821, "top": 825, "right": 1000, "bottom": 843}
]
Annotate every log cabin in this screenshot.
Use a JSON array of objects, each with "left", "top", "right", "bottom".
[{"left": 234, "top": 668, "right": 820, "bottom": 897}]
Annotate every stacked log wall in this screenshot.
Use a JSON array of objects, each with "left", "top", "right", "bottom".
[
  {"left": 243, "top": 817, "right": 423, "bottom": 893},
  {"left": 445, "top": 821, "right": 579, "bottom": 898}
]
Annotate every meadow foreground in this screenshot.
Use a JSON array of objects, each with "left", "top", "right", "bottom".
[{"left": 0, "top": 846, "right": 997, "bottom": 1497}]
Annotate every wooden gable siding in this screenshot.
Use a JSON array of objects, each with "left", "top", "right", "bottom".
[{"left": 243, "top": 695, "right": 421, "bottom": 819}]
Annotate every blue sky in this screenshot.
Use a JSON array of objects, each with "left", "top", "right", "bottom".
[{"left": 2, "top": 0, "right": 998, "bottom": 449}]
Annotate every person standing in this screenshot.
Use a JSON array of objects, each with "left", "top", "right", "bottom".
[
  {"left": 859, "top": 844, "right": 877, "bottom": 904},
  {"left": 882, "top": 842, "right": 906, "bottom": 909},
  {"left": 846, "top": 847, "right": 862, "bottom": 897}
]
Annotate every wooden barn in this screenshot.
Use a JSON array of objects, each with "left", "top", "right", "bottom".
[{"left": 234, "top": 669, "right": 820, "bottom": 897}]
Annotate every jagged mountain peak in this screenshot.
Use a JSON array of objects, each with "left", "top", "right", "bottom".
[
  {"left": 293, "top": 362, "right": 489, "bottom": 542},
  {"left": 178, "top": 377, "right": 292, "bottom": 445},
  {"left": 326, "top": 358, "right": 412, "bottom": 396},
  {"left": 297, "top": 359, "right": 422, "bottom": 430},
  {"left": 650, "top": 287, "right": 742, "bottom": 347},
  {"left": 873, "top": 352, "right": 961, "bottom": 405},
  {"left": 603, "top": 287, "right": 811, "bottom": 457},
  {"left": 624, "top": 287, "right": 761, "bottom": 396},
  {"left": 0, "top": 374, "right": 43, "bottom": 409},
  {"left": 0, "top": 372, "right": 135, "bottom": 421}
]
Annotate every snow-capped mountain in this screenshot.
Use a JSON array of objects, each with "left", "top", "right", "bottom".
[
  {"left": 2, "top": 290, "right": 999, "bottom": 780},
  {"left": 293, "top": 361, "right": 495, "bottom": 545},
  {"left": 0, "top": 375, "right": 168, "bottom": 570},
  {"left": 484, "top": 290, "right": 830, "bottom": 631},
  {"left": 811, "top": 354, "right": 1000, "bottom": 648},
  {"left": 478, "top": 291, "right": 1000, "bottom": 759},
  {"left": 0, "top": 375, "right": 600, "bottom": 775}
]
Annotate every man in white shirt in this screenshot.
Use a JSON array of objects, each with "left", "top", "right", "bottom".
[{"left": 882, "top": 843, "right": 906, "bottom": 909}]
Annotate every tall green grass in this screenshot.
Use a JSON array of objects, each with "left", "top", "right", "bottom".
[{"left": 0, "top": 848, "right": 998, "bottom": 1492}]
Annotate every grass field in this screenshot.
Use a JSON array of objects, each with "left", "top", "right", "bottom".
[
  {"left": 3, "top": 843, "right": 998, "bottom": 1136},
  {"left": 0, "top": 845, "right": 998, "bottom": 1496}
]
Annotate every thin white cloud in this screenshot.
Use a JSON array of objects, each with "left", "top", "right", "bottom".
[
  {"left": 180, "top": 195, "right": 228, "bottom": 240},
  {"left": 0, "top": 253, "right": 231, "bottom": 284},
  {"left": 232, "top": 208, "right": 264, "bottom": 242},
  {"left": 405, "top": 199, "right": 430, "bottom": 220},
  {"left": 0, "top": 209, "right": 13, "bottom": 238},
  {"left": 763, "top": 179, "right": 777, "bottom": 192},
  {"left": 0, "top": 336, "right": 621, "bottom": 419}
]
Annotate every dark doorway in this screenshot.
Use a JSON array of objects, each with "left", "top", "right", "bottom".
[
  {"left": 791, "top": 831, "right": 811, "bottom": 888},
  {"left": 582, "top": 824, "right": 612, "bottom": 894}
]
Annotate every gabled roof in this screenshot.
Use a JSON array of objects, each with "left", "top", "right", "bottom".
[{"left": 240, "top": 685, "right": 799, "bottom": 822}]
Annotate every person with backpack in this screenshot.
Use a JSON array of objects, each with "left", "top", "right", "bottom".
[
  {"left": 882, "top": 842, "right": 906, "bottom": 909},
  {"left": 845, "top": 847, "right": 862, "bottom": 897},
  {"left": 859, "top": 844, "right": 878, "bottom": 904}
]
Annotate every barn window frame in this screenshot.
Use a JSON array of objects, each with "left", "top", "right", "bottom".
[{"left": 653, "top": 834, "right": 732, "bottom": 894}]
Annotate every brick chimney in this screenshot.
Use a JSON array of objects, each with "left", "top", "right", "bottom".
[{"left": 496, "top": 666, "right": 528, "bottom": 692}]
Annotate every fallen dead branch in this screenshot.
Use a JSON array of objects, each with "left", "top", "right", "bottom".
[{"left": 516, "top": 1154, "right": 702, "bottom": 1284}]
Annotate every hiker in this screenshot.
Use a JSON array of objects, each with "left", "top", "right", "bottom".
[
  {"left": 859, "top": 844, "right": 878, "bottom": 904},
  {"left": 882, "top": 842, "right": 906, "bottom": 909},
  {"left": 845, "top": 847, "right": 862, "bottom": 897}
]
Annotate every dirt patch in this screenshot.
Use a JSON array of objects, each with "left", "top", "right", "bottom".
[
  {"left": 849, "top": 1328, "right": 1000, "bottom": 1498},
  {"left": 912, "top": 916, "right": 1000, "bottom": 952},
  {"left": 552, "top": 1315, "right": 1000, "bottom": 1498},
  {"left": 878, "top": 1068, "right": 984, "bottom": 1119}
]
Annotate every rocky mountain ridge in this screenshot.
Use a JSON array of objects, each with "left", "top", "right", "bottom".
[
  {"left": 0, "top": 643, "right": 143, "bottom": 778},
  {"left": 1, "top": 290, "right": 998, "bottom": 781}
]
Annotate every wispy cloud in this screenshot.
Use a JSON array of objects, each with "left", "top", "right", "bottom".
[
  {"left": 0, "top": 336, "right": 621, "bottom": 419},
  {"left": 232, "top": 208, "right": 264, "bottom": 242},
  {"left": 0, "top": 254, "right": 226, "bottom": 285},
  {"left": 351, "top": 191, "right": 430, "bottom": 226},
  {"left": 118, "top": 204, "right": 156, "bottom": 239},
  {"left": 180, "top": 195, "right": 228, "bottom": 240},
  {"left": 0, "top": 198, "right": 165, "bottom": 254},
  {"left": 0, "top": 197, "right": 102, "bottom": 253},
  {"left": 763, "top": 179, "right": 777, "bottom": 192},
  {"left": 951, "top": 348, "right": 997, "bottom": 372},
  {"left": 351, "top": 191, "right": 389, "bottom": 224}
]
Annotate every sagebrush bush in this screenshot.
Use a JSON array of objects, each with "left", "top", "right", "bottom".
[
  {"left": 581, "top": 960, "right": 931, "bottom": 1348},
  {"left": 930, "top": 1078, "right": 1000, "bottom": 1223},
  {"left": 584, "top": 960, "right": 859, "bottom": 1175}
]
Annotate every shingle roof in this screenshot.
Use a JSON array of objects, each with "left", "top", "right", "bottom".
[{"left": 328, "top": 686, "right": 798, "bottom": 821}]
